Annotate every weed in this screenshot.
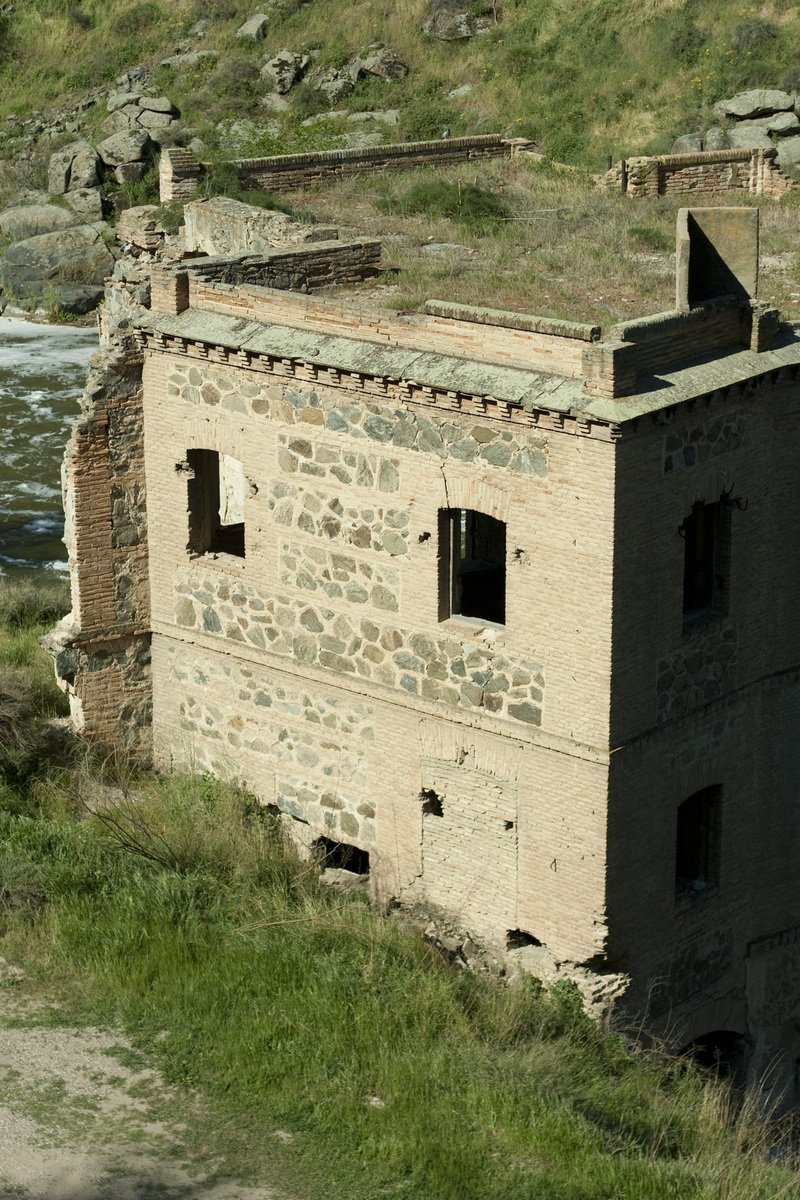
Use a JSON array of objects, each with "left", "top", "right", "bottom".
[{"left": 378, "top": 179, "right": 508, "bottom": 228}]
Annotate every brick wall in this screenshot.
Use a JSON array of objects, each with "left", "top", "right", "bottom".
[
  {"left": 160, "top": 136, "right": 529, "bottom": 202},
  {"left": 604, "top": 372, "right": 800, "bottom": 1087},
  {"left": 600, "top": 147, "right": 793, "bottom": 199}
]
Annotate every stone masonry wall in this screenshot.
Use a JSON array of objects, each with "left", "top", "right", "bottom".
[{"left": 142, "top": 332, "right": 617, "bottom": 957}]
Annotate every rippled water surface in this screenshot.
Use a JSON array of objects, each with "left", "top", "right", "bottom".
[{"left": 0, "top": 316, "right": 97, "bottom": 577}]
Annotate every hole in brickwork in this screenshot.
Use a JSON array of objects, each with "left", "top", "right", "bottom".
[
  {"left": 418, "top": 531, "right": 431, "bottom": 543},
  {"left": 506, "top": 929, "right": 542, "bottom": 950},
  {"left": 312, "top": 836, "right": 370, "bottom": 875},
  {"left": 504, "top": 820, "right": 515, "bottom": 831},
  {"left": 420, "top": 788, "right": 444, "bottom": 816}
]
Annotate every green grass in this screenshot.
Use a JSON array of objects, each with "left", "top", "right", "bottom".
[
  {"left": 0, "top": 594, "right": 798, "bottom": 1199},
  {"left": 3, "top": 0, "right": 800, "bottom": 169}
]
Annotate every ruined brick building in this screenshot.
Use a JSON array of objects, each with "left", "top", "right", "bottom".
[{"left": 52, "top": 202, "right": 800, "bottom": 1096}]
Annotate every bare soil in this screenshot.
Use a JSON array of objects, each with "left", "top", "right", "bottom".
[{"left": 0, "top": 961, "right": 284, "bottom": 1200}]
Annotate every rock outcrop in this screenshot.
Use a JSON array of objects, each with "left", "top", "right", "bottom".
[{"left": 672, "top": 88, "right": 800, "bottom": 173}]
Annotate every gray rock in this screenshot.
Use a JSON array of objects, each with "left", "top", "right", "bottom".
[
  {"left": 114, "top": 161, "right": 149, "bottom": 184},
  {"left": 107, "top": 89, "right": 143, "bottom": 113},
  {"left": 704, "top": 126, "right": 729, "bottom": 151},
  {"left": 138, "top": 95, "right": 179, "bottom": 114},
  {"left": 354, "top": 46, "right": 409, "bottom": 82},
  {"left": 64, "top": 188, "right": 104, "bottom": 220},
  {"left": 160, "top": 50, "right": 219, "bottom": 70},
  {"left": 0, "top": 203, "right": 79, "bottom": 241},
  {"left": 47, "top": 140, "right": 99, "bottom": 193},
  {"left": 761, "top": 110, "right": 800, "bottom": 135},
  {"left": 187, "top": 18, "right": 209, "bottom": 37},
  {"left": 236, "top": 12, "right": 269, "bottom": 39},
  {"left": 96, "top": 129, "right": 152, "bottom": 166},
  {"left": 310, "top": 66, "right": 355, "bottom": 104},
  {"left": 136, "top": 109, "right": 178, "bottom": 132},
  {"left": 346, "top": 109, "right": 400, "bottom": 125},
  {"left": 447, "top": 83, "right": 474, "bottom": 99},
  {"left": 776, "top": 135, "right": 800, "bottom": 170},
  {"left": 52, "top": 283, "right": 105, "bottom": 315},
  {"left": 671, "top": 132, "right": 703, "bottom": 154},
  {"left": 260, "top": 93, "right": 291, "bottom": 113},
  {"left": 726, "top": 122, "right": 773, "bottom": 149},
  {"left": 422, "top": 0, "right": 496, "bottom": 40},
  {"left": 0, "top": 223, "right": 114, "bottom": 300},
  {"left": 714, "top": 89, "right": 794, "bottom": 120},
  {"left": 260, "top": 49, "right": 310, "bottom": 94}
]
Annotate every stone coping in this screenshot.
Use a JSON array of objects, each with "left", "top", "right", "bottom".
[
  {"left": 137, "top": 307, "right": 584, "bottom": 416},
  {"left": 424, "top": 300, "right": 601, "bottom": 342}
]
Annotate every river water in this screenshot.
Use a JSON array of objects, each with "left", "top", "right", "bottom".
[{"left": 0, "top": 316, "right": 97, "bottom": 578}]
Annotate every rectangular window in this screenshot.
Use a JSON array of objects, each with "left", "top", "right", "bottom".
[
  {"left": 186, "top": 449, "right": 245, "bottom": 558},
  {"left": 439, "top": 508, "right": 506, "bottom": 625},
  {"left": 681, "top": 500, "right": 730, "bottom": 622},
  {"left": 675, "top": 786, "right": 721, "bottom": 900}
]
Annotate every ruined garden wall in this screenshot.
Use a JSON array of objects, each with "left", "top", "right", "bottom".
[
  {"left": 160, "top": 136, "right": 526, "bottom": 202},
  {"left": 599, "top": 147, "right": 792, "bottom": 199},
  {"left": 139, "top": 343, "right": 617, "bottom": 957}
]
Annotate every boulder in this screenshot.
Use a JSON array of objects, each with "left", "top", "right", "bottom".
[
  {"left": 47, "top": 140, "right": 100, "bottom": 193},
  {"left": 0, "top": 223, "right": 115, "bottom": 301},
  {"left": 354, "top": 46, "right": 409, "bottom": 82},
  {"left": 0, "top": 203, "right": 79, "bottom": 241},
  {"left": 96, "top": 129, "right": 152, "bottom": 166},
  {"left": 137, "top": 109, "right": 179, "bottom": 132},
  {"left": 726, "top": 123, "right": 773, "bottom": 149},
  {"left": 261, "top": 49, "right": 310, "bottom": 94},
  {"left": 138, "top": 95, "right": 178, "bottom": 114},
  {"left": 114, "top": 161, "right": 149, "bottom": 184},
  {"left": 310, "top": 66, "right": 355, "bottom": 104},
  {"left": 422, "top": 0, "right": 496, "bottom": 40},
  {"left": 776, "top": 135, "right": 800, "bottom": 171},
  {"left": 236, "top": 12, "right": 269, "bottom": 39},
  {"left": 704, "top": 126, "right": 729, "bottom": 151},
  {"left": 760, "top": 110, "right": 800, "bottom": 135},
  {"left": 671, "top": 132, "right": 703, "bottom": 154},
  {"left": 107, "top": 89, "right": 144, "bottom": 114},
  {"left": 52, "top": 283, "right": 105, "bottom": 315},
  {"left": 63, "top": 188, "right": 104, "bottom": 220},
  {"left": 160, "top": 50, "right": 219, "bottom": 70},
  {"left": 714, "top": 89, "right": 794, "bottom": 120}
]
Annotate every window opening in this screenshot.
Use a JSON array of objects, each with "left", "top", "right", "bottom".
[
  {"left": 675, "top": 785, "right": 721, "bottom": 899},
  {"left": 312, "top": 836, "right": 370, "bottom": 875},
  {"left": 439, "top": 508, "right": 506, "bottom": 625},
  {"left": 680, "top": 500, "right": 730, "bottom": 622},
  {"left": 506, "top": 929, "right": 542, "bottom": 950},
  {"left": 186, "top": 449, "right": 245, "bottom": 558},
  {"left": 420, "top": 788, "right": 444, "bottom": 816},
  {"left": 679, "top": 1030, "right": 745, "bottom": 1080}
]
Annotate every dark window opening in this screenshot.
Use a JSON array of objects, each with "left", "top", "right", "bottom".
[
  {"left": 506, "top": 929, "right": 542, "bottom": 950},
  {"left": 439, "top": 508, "right": 506, "bottom": 625},
  {"left": 420, "top": 788, "right": 444, "bottom": 816},
  {"left": 186, "top": 448, "right": 245, "bottom": 558},
  {"left": 312, "top": 836, "right": 370, "bottom": 875},
  {"left": 679, "top": 1030, "right": 745, "bottom": 1081},
  {"left": 680, "top": 500, "right": 730, "bottom": 622},
  {"left": 675, "top": 786, "right": 721, "bottom": 899}
]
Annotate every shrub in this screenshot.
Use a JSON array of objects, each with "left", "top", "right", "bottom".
[
  {"left": 0, "top": 579, "right": 70, "bottom": 631},
  {"left": 379, "top": 179, "right": 508, "bottom": 227},
  {"left": 732, "top": 18, "right": 779, "bottom": 53}
]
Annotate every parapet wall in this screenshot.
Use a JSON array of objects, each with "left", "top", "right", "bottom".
[
  {"left": 600, "top": 147, "right": 792, "bottom": 199},
  {"left": 160, "top": 135, "right": 531, "bottom": 202}
]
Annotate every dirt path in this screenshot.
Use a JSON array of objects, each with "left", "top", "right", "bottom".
[{"left": 0, "top": 960, "right": 284, "bottom": 1200}]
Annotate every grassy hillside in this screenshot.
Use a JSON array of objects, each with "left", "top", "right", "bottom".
[
  {"left": 0, "top": 578, "right": 799, "bottom": 1200},
  {"left": 2, "top": 0, "right": 800, "bottom": 168}
]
